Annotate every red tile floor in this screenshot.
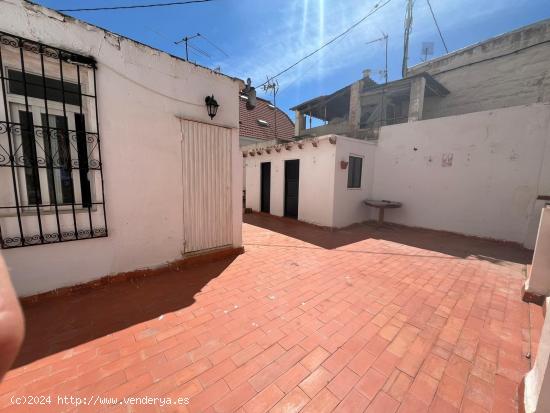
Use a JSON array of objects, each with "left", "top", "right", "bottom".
[{"left": 0, "top": 213, "right": 541, "bottom": 412}]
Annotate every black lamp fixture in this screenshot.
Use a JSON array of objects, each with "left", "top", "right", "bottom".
[{"left": 205, "top": 95, "right": 219, "bottom": 119}]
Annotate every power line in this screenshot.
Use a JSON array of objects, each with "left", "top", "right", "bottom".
[
  {"left": 256, "top": 0, "right": 394, "bottom": 88},
  {"left": 197, "top": 33, "right": 229, "bottom": 58},
  {"left": 426, "top": 0, "right": 449, "bottom": 53},
  {"left": 188, "top": 43, "right": 211, "bottom": 59},
  {"left": 58, "top": 0, "right": 215, "bottom": 12}
]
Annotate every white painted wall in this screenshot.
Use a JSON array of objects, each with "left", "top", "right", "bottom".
[
  {"left": 333, "top": 137, "right": 376, "bottom": 228},
  {"left": 245, "top": 139, "right": 336, "bottom": 227},
  {"left": 244, "top": 136, "right": 374, "bottom": 228},
  {"left": 525, "top": 207, "right": 550, "bottom": 296},
  {"left": 373, "top": 103, "right": 550, "bottom": 248},
  {"left": 0, "top": 0, "right": 243, "bottom": 296},
  {"left": 524, "top": 297, "right": 550, "bottom": 413}
]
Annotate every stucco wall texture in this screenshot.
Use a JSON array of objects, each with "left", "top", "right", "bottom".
[{"left": 0, "top": 0, "right": 243, "bottom": 296}]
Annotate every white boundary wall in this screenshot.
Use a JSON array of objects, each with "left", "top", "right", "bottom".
[
  {"left": 245, "top": 104, "right": 550, "bottom": 249},
  {"left": 373, "top": 103, "right": 550, "bottom": 248},
  {"left": 0, "top": 0, "right": 243, "bottom": 296}
]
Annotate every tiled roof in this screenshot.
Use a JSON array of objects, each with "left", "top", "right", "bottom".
[{"left": 239, "top": 96, "right": 294, "bottom": 141}]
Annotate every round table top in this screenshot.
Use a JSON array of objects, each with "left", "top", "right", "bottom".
[{"left": 363, "top": 199, "right": 402, "bottom": 209}]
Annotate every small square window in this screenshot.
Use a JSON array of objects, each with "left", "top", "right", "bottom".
[{"left": 347, "top": 156, "right": 363, "bottom": 189}]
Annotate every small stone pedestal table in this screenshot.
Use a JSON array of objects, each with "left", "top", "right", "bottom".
[{"left": 363, "top": 199, "right": 402, "bottom": 227}]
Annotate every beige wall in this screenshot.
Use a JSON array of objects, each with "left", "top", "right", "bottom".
[{"left": 410, "top": 19, "right": 550, "bottom": 119}]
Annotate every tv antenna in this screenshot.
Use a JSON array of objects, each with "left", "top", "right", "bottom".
[
  {"left": 421, "top": 41, "right": 434, "bottom": 61},
  {"left": 175, "top": 32, "right": 228, "bottom": 62},
  {"left": 262, "top": 77, "right": 280, "bottom": 140},
  {"left": 366, "top": 33, "right": 389, "bottom": 127},
  {"left": 175, "top": 33, "right": 201, "bottom": 61},
  {"left": 366, "top": 32, "right": 388, "bottom": 84}
]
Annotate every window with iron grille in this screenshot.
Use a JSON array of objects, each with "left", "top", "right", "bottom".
[{"left": 0, "top": 31, "right": 107, "bottom": 248}]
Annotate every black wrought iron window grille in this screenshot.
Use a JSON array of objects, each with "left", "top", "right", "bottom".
[{"left": 0, "top": 31, "right": 108, "bottom": 248}]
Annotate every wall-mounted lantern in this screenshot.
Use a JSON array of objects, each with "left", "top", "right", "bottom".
[
  {"left": 205, "top": 95, "right": 219, "bottom": 119},
  {"left": 340, "top": 160, "right": 349, "bottom": 169}
]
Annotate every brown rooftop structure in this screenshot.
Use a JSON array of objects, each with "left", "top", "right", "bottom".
[
  {"left": 239, "top": 96, "right": 295, "bottom": 146},
  {"left": 291, "top": 71, "right": 449, "bottom": 140}
]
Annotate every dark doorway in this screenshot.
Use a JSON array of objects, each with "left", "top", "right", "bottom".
[
  {"left": 284, "top": 159, "right": 300, "bottom": 218},
  {"left": 261, "top": 162, "right": 271, "bottom": 213}
]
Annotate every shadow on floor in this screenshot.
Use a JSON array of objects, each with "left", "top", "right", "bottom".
[
  {"left": 14, "top": 257, "right": 235, "bottom": 368},
  {"left": 244, "top": 212, "right": 532, "bottom": 265}
]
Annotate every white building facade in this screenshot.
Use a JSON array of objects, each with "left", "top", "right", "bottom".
[
  {"left": 245, "top": 103, "right": 550, "bottom": 249},
  {"left": 244, "top": 135, "right": 376, "bottom": 228},
  {"left": 0, "top": 0, "right": 243, "bottom": 297}
]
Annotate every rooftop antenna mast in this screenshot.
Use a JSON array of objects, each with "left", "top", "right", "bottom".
[
  {"left": 402, "top": 0, "right": 414, "bottom": 78},
  {"left": 366, "top": 33, "right": 389, "bottom": 128},
  {"left": 175, "top": 33, "right": 200, "bottom": 61},
  {"left": 421, "top": 41, "right": 434, "bottom": 62},
  {"left": 262, "top": 77, "right": 280, "bottom": 141},
  {"left": 366, "top": 32, "right": 388, "bottom": 84}
]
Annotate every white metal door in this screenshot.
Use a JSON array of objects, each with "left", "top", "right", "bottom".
[{"left": 181, "top": 119, "right": 233, "bottom": 253}]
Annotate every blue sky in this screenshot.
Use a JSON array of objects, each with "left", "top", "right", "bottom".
[{"left": 34, "top": 0, "right": 550, "bottom": 117}]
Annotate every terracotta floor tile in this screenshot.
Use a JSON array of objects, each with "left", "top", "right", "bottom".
[
  {"left": 2, "top": 215, "right": 534, "bottom": 413},
  {"left": 242, "top": 383, "right": 284, "bottom": 413},
  {"left": 327, "top": 367, "right": 360, "bottom": 400},
  {"left": 373, "top": 350, "right": 401, "bottom": 378},
  {"left": 421, "top": 353, "right": 447, "bottom": 380},
  {"left": 386, "top": 371, "right": 413, "bottom": 402},
  {"left": 398, "top": 394, "right": 429, "bottom": 413},
  {"left": 408, "top": 372, "right": 438, "bottom": 405},
  {"left": 213, "top": 382, "right": 257, "bottom": 413},
  {"left": 445, "top": 355, "right": 472, "bottom": 384},
  {"left": 301, "top": 388, "right": 340, "bottom": 413},
  {"left": 356, "top": 368, "right": 387, "bottom": 400},
  {"left": 463, "top": 376, "right": 494, "bottom": 411},
  {"left": 300, "top": 346, "right": 331, "bottom": 372},
  {"left": 275, "top": 363, "right": 310, "bottom": 394},
  {"left": 471, "top": 356, "right": 497, "bottom": 384},
  {"left": 429, "top": 396, "right": 459, "bottom": 413},
  {"left": 333, "top": 388, "right": 371, "bottom": 413},
  {"left": 365, "top": 391, "right": 400, "bottom": 413},
  {"left": 299, "top": 366, "right": 333, "bottom": 398},
  {"left": 269, "top": 386, "right": 310, "bottom": 413},
  {"left": 348, "top": 347, "right": 377, "bottom": 376},
  {"left": 437, "top": 374, "right": 466, "bottom": 409},
  {"left": 460, "top": 398, "right": 490, "bottom": 413}
]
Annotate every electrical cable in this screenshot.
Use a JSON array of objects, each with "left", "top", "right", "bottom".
[
  {"left": 197, "top": 33, "right": 229, "bottom": 57},
  {"left": 255, "top": 0, "right": 394, "bottom": 88},
  {"left": 426, "top": 0, "right": 449, "bottom": 53},
  {"left": 59, "top": 0, "right": 214, "bottom": 12}
]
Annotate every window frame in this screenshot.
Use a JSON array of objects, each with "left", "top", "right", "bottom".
[
  {"left": 347, "top": 154, "right": 363, "bottom": 190},
  {"left": 0, "top": 30, "right": 107, "bottom": 248},
  {"left": 6, "top": 91, "right": 96, "bottom": 213}
]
